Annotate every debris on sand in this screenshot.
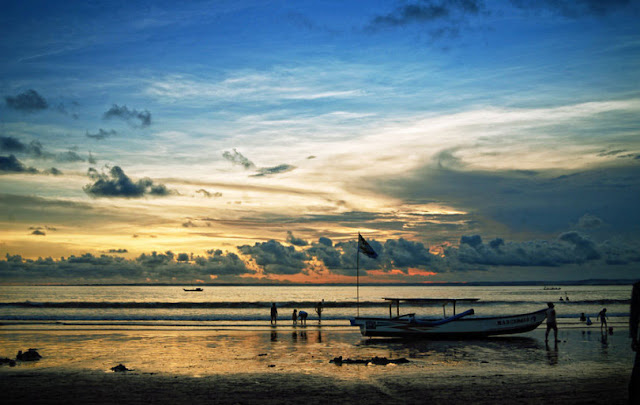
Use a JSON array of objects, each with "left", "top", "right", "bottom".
[
  {"left": 330, "top": 356, "right": 410, "bottom": 365},
  {"left": 16, "top": 349, "right": 42, "bottom": 361},
  {"left": 111, "top": 364, "right": 132, "bottom": 372},
  {"left": 1, "top": 357, "right": 17, "bottom": 367}
]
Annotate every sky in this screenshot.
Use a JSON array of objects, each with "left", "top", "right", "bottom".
[{"left": 1, "top": 0, "right": 640, "bottom": 284}]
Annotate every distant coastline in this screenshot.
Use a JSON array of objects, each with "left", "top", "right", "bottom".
[{"left": 2, "top": 278, "right": 637, "bottom": 287}]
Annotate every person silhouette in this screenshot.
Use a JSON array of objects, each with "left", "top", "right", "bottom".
[
  {"left": 270, "top": 303, "right": 278, "bottom": 325},
  {"left": 629, "top": 281, "right": 640, "bottom": 404},
  {"left": 545, "top": 302, "right": 558, "bottom": 343},
  {"left": 292, "top": 309, "right": 298, "bottom": 326},
  {"left": 597, "top": 308, "right": 608, "bottom": 329}
]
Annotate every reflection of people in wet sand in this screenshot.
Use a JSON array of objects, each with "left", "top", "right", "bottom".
[
  {"left": 597, "top": 308, "right": 608, "bottom": 329},
  {"left": 298, "top": 310, "right": 308, "bottom": 326},
  {"left": 629, "top": 281, "right": 640, "bottom": 404},
  {"left": 315, "top": 300, "right": 324, "bottom": 322},
  {"left": 270, "top": 303, "right": 278, "bottom": 325},
  {"left": 292, "top": 309, "right": 298, "bottom": 325},
  {"left": 545, "top": 302, "right": 558, "bottom": 343}
]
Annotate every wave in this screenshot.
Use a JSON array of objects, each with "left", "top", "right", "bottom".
[{"left": 0, "top": 298, "right": 630, "bottom": 309}]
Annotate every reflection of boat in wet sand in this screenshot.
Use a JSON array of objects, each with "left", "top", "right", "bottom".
[
  {"left": 183, "top": 287, "right": 203, "bottom": 292},
  {"left": 350, "top": 298, "right": 547, "bottom": 338}
]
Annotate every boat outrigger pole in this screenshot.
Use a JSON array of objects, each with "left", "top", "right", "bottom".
[{"left": 356, "top": 234, "right": 360, "bottom": 317}]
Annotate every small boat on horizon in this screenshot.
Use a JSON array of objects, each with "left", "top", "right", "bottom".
[
  {"left": 183, "top": 287, "right": 203, "bottom": 292},
  {"left": 350, "top": 298, "right": 547, "bottom": 339}
]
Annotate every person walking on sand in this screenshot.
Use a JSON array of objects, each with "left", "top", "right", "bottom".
[
  {"left": 292, "top": 309, "right": 298, "bottom": 326},
  {"left": 298, "top": 310, "right": 308, "bottom": 326},
  {"left": 629, "top": 281, "right": 640, "bottom": 404},
  {"left": 597, "top": 308, "right": 608, "bottom": 329},
  {"left": 270, "top": 303, "right": 278, "bottom": 325},
  {"left": 545, "top": 302, "right": 558, "bottom": 343},
  {"left": 315, "top": 299, "right": 324, "bottom": 322}
]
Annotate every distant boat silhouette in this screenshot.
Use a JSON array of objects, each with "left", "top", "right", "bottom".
[{"left": 183, "top": 287, "right": 203, "bottom": 292}]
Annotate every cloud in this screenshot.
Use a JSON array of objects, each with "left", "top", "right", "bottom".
[
  {"left": 1, "top": 136, "right": 81, "bottom": 163},
  {"left": 86, "top": 129, "right": 117, "bottom": 140},
  {"left": 251, "top": 164, "right": 296, "bottom": 177},
  {"left": 4, "top": 89, "right": 48, "bottom": 112},
  {"left": 446, "top": 232, "right": 601, "bottom": 267},
  {"left": 510, "top": 0, "right": 634, "bottom": 18},
  {"left": 286, "top": 231, "right": 309, "bottom": 246},
  {"left": 238, "top": 240, "right": 309, "bottom": 275},
  {"left": 222, "top": 149, "right": 255, "bottom": 169},
  {"left": 196, "top": 249, "right": 250, "bottom": 276},
  {"left": 108, "top": 249, "right": 128, "bottom": 253},
  {"left": 55, "top": 151, "right": 85, "bottom": 163},
  {"left": 367, "top": 0, "right": 484, "bottom": 39},
  {"left": 196, "top": 189, "right": 222, "bottom": 198},
  {"left": 46, "top": 167, "right": 63, "bottom": 176},
  {"left": 31, "top": 229, "right": 46, "bottom": 236},
  {"left": 103, "top": 104, "right": 152, "bottom": 128},
  {"left": 0, "top": 155, "right": 39, "bottom": 174},
  {"left": 83, "top": 166, "right": 174, "bottom": 198},
  {"left": 577, "top": 213, "right": 604, "bottom": 229}
]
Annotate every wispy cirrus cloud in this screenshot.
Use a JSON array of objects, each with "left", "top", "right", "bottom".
[{"left": 145, "top": 71, "right": 365, "bottom": 104}]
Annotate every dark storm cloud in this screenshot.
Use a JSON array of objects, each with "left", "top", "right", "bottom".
[
  {"left": 103, "top": 104, "right": 152, "bottom": 128},
  {"left": 83, "top": 166, "right": 173, "bottom": 198},
  {"left": 237, "top": 240, "right": 309, "bottom": 275},
  {"left": 0, "top": 248, "right": 254, "bottom": 283},
  {"left": 251, "top": 164, "right": 296, "bottom": 177},
  {"left": 86, "top": 129, "right": 117, "bottom": 140},
  {"left": 374, "top": 163, "right": 640, "bottom": 235},
  {"left": 222, "top": 149, "right": 255, "bottom": 169},
  {"left": 286, "top": 231, "right": 309, "bottom": 246},
  {"left": 446, "top": 232, "right": 601, "bottom": 267},
  {"left": 195, "top": 249, "right": 249, "bottom": 276},
  {"left": 0, "top": 155, "right": 39, "bottom": 174},
  {"left": 4, "top": 89, "right": 48, "bottom": 112},
  {"left": 31, "top": 229, "right": 46, "bottom": 236}
]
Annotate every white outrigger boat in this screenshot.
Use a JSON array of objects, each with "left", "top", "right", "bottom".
[{"left": 350, "top": 298, "right": 547, "bottom": 338}]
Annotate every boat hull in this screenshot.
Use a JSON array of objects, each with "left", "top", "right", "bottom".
[{"left": 350, "top": 309, "right": 547, "bottom": 338}]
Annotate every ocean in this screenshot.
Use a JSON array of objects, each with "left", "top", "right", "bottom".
[{"left": 0, "top": 284, "right": 632, "bottom": 328}]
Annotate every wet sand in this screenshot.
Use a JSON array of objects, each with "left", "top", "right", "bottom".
[{"left": 0, "top": 324, "right": 634, "bottom": 404}]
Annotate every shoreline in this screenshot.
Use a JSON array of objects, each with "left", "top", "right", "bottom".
[{"left": 1, "top": 325, "right": 635, "bottom": 404}]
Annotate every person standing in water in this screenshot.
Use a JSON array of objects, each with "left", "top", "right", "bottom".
[
  {"left": 315, "top": 299, "right": 324, "bottom": 322},
  {"left": 270, "top": 303, "right": 278, "bottom": 325},
  {"left": 545, "top": 302, "right": 558, "bottom": 343},
  {"left": 292, "top": 309, "right": 298, "bottom": 326},
  {"left": 597, "top": 308, "right": 608, "bottom": 329}
]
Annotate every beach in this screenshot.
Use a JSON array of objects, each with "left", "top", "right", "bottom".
[{"left": 0, "top": 324, "right": 634, "bottom": 404}]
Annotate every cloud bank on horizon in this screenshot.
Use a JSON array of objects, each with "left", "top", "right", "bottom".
[{"left": 1, "top": 0, "right": 639, "bottom": 283}]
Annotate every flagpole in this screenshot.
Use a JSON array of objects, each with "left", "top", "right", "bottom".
[{"left": 356, "top": 233, "right": 360, "bottom": 317}]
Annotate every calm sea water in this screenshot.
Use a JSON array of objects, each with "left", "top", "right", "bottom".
[{"left": 0, "top": 285, "right": 632, "bottom": 328}]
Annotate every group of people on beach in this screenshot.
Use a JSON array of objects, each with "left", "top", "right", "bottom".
[{"left": 270, "top": 300, "right": 324, "bottom": 326}]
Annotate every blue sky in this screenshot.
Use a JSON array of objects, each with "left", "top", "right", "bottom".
[{"left": 1, "top": 0, "right": 639, "bottom": 284}]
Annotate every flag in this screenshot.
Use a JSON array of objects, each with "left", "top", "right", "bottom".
[{"left": 358, "top": 233, "right": 378, "bottom": 259}]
